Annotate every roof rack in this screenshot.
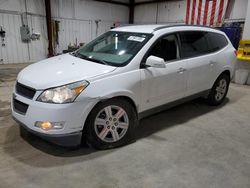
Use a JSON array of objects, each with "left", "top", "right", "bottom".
[{"left": 153, "top": 24, "right": 217, "bottom": 32}]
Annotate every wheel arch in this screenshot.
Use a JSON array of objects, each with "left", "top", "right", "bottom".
[
  {"left": 82, "top": 94, "right": 138, "bottom": 132},
  {"left": 105, "top": 96, "right": 138, "bottom": 113},
  {"left": 221, "top": 69, "right": 231, "bottom": 78},
  {"left": 96, "top": 91, "right": 139, "bottom": 113},
  {"left": 212, "top": 69, "right": 231, "bottom": 89}
]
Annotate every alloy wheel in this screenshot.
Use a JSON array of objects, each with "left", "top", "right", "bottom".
[
  {"left": 94, "top": 105, "right": 129, "bottom": 143},
  {"left": 215, "top": 79, "right": 227, "bottom": 101}
]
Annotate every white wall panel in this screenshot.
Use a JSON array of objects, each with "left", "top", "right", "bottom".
[
  {"left": 26, "top": 0, "right": 45, "bottom": 15},
  {"left": 55, "top": 18, "right": 92, "bottom": 53},
  {"left": 0, "top": 13, "right": 29, "bottom": 64},
  {"left": 74, "top": 0, "right": 128, "bottom": 22},
  {"left": 243, "top": 0, "right": 250, "bottom": 39},
  {"left": 134, "top": 0, "right": 248, "bottom": 24},
  {"left": 57, "top": 0, "right": 75, "bottom": 18},
  {"left": 51, "top": 0, "right": 128, "bottom": 22},
  {"left": 0, "top": 0, "right": 24, "bottom": 12},
  {"left": 27, "top": 15, "right": 47, "bottom": 62},
  {"left": 134, "top": 4, "right": 157, "bottom": 24},
  {"left": 97, "top": 21, "right": 114, "bottom": 36},
  {"left": 55, "top": 18, "right": 115, "bottom": 54},
  {"left": 0, "top": 0, "right": 128, "bottom": 64},
  {"left": 157, "top": 1, "right": 186, "bottom": 23},
  {"left": 228, "top": 0, "right": 248, "bottom": 20},
  {"left": 134, "top": 1, "right": 186, "bottom": 24}
]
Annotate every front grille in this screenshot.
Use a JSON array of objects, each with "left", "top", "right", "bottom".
[
  {"left": 13, "top": 99, "right": 29, "bottom": 115},
  {"left": 16, "top": 82, "right": 36, "bottom": 99}
]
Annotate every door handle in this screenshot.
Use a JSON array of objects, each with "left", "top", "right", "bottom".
[{"left": 177, "top": 67, "right": 186, "bottom": 73}]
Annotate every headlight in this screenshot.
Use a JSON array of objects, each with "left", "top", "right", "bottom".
[{"left": 37, "top": 81, "right": 89, "bottom": 104}]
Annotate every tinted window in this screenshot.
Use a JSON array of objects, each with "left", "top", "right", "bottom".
[
  {"left": 179, "top": 31, "right": 209, "bottom": 58},
  {"left": 206, "top": 32, "right": 228, "bottom": 52},
  {"left": 148, "top": 34, "right": 178, "bottom": 61}
]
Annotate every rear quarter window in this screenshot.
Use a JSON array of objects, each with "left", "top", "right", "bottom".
[
  {"left": 179, "top": 31, "right": 209, "bottom": 58},
  {"left": 206, "top": 32, "right": 228, "bottom": 52}
]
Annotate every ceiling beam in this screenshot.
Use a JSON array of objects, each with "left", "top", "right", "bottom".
[{"left": 93, "top": 0, "right": 129, "bottom": 7}]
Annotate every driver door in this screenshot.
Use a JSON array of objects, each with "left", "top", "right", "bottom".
[{"left": 140, "top": 34, "right": 188, "bottom": 111}]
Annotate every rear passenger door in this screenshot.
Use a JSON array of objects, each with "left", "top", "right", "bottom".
[{"left": 178, "top": 31, "right": 216, "bottom": 96}]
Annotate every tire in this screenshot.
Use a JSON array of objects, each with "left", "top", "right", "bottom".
[
  {"left": 85, "top": 98, "right": 138, "bottom": 150},
  {"left": 207, "top": 73, "right": 230, "bottom": 106}
]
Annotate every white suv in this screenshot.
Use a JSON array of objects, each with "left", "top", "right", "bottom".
[{"left": 12, "top": 25, "right": 236, "bottom": 149}]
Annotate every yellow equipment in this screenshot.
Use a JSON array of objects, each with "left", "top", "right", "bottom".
[{"left": 237, "top": 40, "right": 250, "bottom": 61}]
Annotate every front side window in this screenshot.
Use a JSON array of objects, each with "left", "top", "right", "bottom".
[
  {"left": 74, "top": 31, "right": 152, "bottom": 67},
  {"left": 179, "top": 31, "right": 209, "bottom": 58},
  {"left": 148, "top": 34, "right": 179, "bottom": 62}
]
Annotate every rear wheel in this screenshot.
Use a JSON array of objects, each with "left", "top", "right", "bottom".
[
  {"left": 85, "top": 98, "right": 137, "bottom": 149},
  {"left": 207, "top": 73, "right": 230, "bottom": 106}
]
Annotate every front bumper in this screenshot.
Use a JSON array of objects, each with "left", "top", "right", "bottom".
[
  {"left": 11, "top": 84, "right": 98, "bottom": 147},
  {"left": 13, "top": 116, "right": 82, "bottom": 147}
]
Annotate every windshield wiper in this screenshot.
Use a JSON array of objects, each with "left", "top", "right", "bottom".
[
  {"left": 70, "top": 51, "right": 83, "bottom": 58},
  {"left": 69, "top": 51, "right": 75, "bottom": 55},
  {"left": 92, "top": 58, "right": 109, "bottom": 65},
  {"left": 71, "top": 52, "right": 110, "bottom": 66}
]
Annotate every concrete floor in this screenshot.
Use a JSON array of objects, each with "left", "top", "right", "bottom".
[{"left": 0, "top": 64, "right": 250, "bottom": 188}]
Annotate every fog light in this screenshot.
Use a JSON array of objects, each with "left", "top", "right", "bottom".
[{"left": 35, "top": 121, "right": 64, "bottom": 131}]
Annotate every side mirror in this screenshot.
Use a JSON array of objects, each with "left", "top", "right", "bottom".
[{"left": 145, "top": 56, "right": 166, "bottom": 68}]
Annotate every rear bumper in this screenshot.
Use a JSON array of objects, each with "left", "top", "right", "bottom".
[{"left": 13, "top": 116, "right": 82, "bottom": 147}]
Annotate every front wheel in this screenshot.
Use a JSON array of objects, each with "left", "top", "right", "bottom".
[
  {"left": 207, "top": 73, "right": 230, "bottom": 106},
  {"left": 85, "top": 98, "right": 137, "bottom": 149}
]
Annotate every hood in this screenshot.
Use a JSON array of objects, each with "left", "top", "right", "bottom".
[{"left": 17, "top": 54, "right": 116, "bottom": 89}]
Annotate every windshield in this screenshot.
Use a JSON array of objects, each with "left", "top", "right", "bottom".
[{"left": 74, "top": 31, "right": 152, "bottom": 67}]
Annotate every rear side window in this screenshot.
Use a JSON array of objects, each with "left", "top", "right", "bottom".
[
  {"left": 179, "top": 31, "right": 209, "bottom": 58},
  {"left": 206, "top": 32, "right": 228, "bottom": 52}
]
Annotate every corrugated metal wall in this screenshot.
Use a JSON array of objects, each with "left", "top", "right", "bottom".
[
  {"left": 0, "top": 14, "right": 118, "bottom": 64},
  {"left": 0, "top": 13, "right": 47, "bottom": 64},
  {"left": 0, "top": 13, "right": 28, "bottom": 64},
  {"left": 55, "top": 19, "right": 114, "bottom": 53},
  {"left": 134, "top": 0, "right": 249, "bottom": 24},
  {"left": 55, "top": 18, "right": 92, "bottom": 54},
  {"left": 27, "top": 15, "right": 48, "bottom": 63},
  {"left": 0, "top": 0, "right": 128, "bottom": 64}
]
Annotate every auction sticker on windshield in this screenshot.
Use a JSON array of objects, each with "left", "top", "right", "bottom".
[{"left": 127, "top": 36, "right": 145, "bottom": 42}]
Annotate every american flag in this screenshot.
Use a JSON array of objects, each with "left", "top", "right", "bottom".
[{"left": 185, "top": 0, "right": 229, "bottom": 26}]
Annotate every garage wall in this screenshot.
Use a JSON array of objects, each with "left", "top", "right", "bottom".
[
  {"left": 0, "top": 13, "right": 30, "bottom": 64},
  {"left": 1, "top": 0, "right": 249, "bottom": 64},
  {"left": 134, "top": 1, "right": 186, "bottom": 24},
  {"left": 0, "top": 0, "right": 128, "bottom": 64},
  {"left": 51, "top": 0, "right": 128, "bottom": 55},
  {"left": 226, "top": 0, "right": 248, "bottom": 21},
  {"left": 134, "top": 0, "right": 249, "bottom": 24}
]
